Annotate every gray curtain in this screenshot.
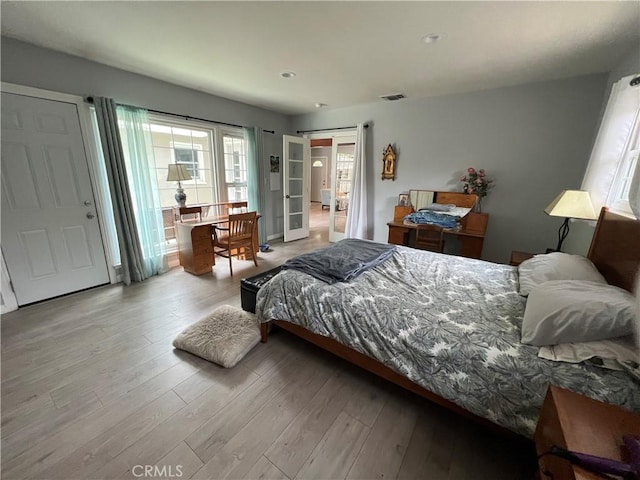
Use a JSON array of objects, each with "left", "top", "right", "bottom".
[
  {"left": 246, "top": 126, "right": 268, "bottom": 245},
  {"left": 93, "top": 97, "right": 146, "bottom": 285}
]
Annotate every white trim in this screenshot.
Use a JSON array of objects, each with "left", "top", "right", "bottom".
[
  {"left": 0, "top": 249, "right": 19, "bottom": 314},
  {"left": 77, "top": 102, "right": 118, "bottom": 284},
  {"left": 0, "top": 82, "right": 118, "bottom": 284},
  {"left": 1, "top": 82, "right": 84, "bottom": 104}
]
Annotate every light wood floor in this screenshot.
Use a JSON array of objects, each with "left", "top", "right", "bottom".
[{"left": 1, "top": 222, "right": 536, "bottom": 480}]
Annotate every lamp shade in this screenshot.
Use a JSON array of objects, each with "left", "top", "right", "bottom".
[
  {"left": 166, "top": 164, "right": 192, "bottom": 182},
  {"left": 544, "top": 190, "right": 597, "bottom": 220}
]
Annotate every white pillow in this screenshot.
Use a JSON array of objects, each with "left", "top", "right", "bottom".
[
  {"left": 517, "top": 252, "right": 606, "bottom": 296},
  {"left": 521, "top": 280, "right": 637, "bottom": 346},
  {"left": 538, "top": 336, "right": 639, "bottom": 371}
]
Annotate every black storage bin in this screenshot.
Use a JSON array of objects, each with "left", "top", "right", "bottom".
[{"left": 240, "top": 266, "right": 283, "bottom": 313}]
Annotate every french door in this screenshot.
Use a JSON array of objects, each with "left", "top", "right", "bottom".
[
  {"left": 282, "top": 135, "right": 310, "bottom": 242},
  {"left": 1, "top": 92, "right": 109, "bottom": 305},
  {"left": 329, "top": 135, "right": 356, "bottom": 243}
]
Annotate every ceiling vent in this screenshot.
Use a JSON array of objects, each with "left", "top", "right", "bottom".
[{"left": 379, "top": 93, "right": 406, "bottom": 101}]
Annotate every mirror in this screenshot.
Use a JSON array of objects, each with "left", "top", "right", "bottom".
[{"left": 408, "top": 190, "right": 436, "bottom": 211}]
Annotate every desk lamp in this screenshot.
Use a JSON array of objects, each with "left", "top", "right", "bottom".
[
  {"left": 167, "top": 164, "right": 192, "bottom": 207},
  {"left": 544, "top": 190, "right": 597, "bottom": 252}
]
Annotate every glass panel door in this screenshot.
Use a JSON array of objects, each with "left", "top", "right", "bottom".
[
  {"left": 283, "top": 135, "right": 310, "bottom": 241},
  {"left": 329, "top": 136, "right": 356, "bottom": 242}
]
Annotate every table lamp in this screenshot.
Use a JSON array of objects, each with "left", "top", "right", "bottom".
[
  {"left": 544, "top": 190, "right": 597, "bottom": 252},
  {"left": 166, "top": 164, "right": 192, "bottom": 207}
]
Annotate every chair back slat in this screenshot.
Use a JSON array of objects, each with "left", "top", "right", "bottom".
[{"left": 228, "top": 212, "right": 257, "bottom": 239}]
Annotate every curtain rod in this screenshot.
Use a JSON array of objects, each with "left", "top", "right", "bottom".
[
  {"left": 296, "top": 124, "right": 369, "bottom": 134},
  {"left": 84, "top": 96, "right": 275, "bottom": 134}
]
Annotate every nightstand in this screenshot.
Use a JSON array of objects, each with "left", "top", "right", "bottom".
[
  {"left": 509, "top": 250, "right": 534, "bottom": 266},
  {"left": 535, "top": 385, "right": 640, "bottom": 480}
]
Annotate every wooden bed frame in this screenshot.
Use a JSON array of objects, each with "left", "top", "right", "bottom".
[{"left": 259, "top": 207, "right": 640, "bottom": 438}]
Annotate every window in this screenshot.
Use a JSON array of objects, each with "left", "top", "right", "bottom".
[
  {"left": 146, "top": 116, "right": 248, "bottom": 246},
  {"left": 581, "top": 73, "right": 639, "bottom": 218},
  {"left": 148, "top": 117, "right": 248, "bottom": 209},
  {"left": 90, "top": 110, "right": 250, "bottom": 258},
  {"left": 610, "top": 148, "right": 639, "bottom": 215},
  {"left": 222, "top": 133, "right": 248, "bottom": 201},
  {"left": 174, "top": 147, "right": 200, "bottom": 180}
]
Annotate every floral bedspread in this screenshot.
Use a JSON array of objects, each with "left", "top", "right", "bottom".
[{"left": 256, "top": 245, "right": 640, "bottom": 438}]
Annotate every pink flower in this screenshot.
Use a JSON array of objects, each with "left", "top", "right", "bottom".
[
  {"left": 460, "top": 175, "right": 467, "bottom": 181},
  {"left": 476, "top": 178, "right": 483, "bottom": 185},
  {"left": 467, "top": 167, "right": 476, "bottom": 174}
]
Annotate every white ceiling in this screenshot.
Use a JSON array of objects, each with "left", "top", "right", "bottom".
[{"left": 2, "top": 1, "right": 639, "bottom": 115}]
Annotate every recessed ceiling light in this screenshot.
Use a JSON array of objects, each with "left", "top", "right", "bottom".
[
  {"left": 315, "top": 103, "right": 327, "bottom": 108},
  {"left": 280, "top": 71, "right": 296, "bottom": 78},
  {"left": 421, "top": 33, "right": 442, "bottom": 44}
]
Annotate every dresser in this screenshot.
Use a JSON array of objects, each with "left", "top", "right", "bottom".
[{"left": 387, "top": 191, "right": 489, "bottom": 259}]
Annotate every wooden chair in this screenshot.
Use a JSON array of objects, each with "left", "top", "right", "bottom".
[
  {"left": 212, "top": 211, "right": 258, "bottom": 276},
  {"left": 227, "top": 202, "right": 248, "bottom": 215},
  {"left": 179, "top": 206, "right": 202, "bottom": 223},
  {"left": 415, "top": 224, "right": 445, "bottom": 253}
]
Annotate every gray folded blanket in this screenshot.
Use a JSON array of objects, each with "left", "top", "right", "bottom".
[{"left": 282, "top": 238, "right": 396, "bottom": 284}]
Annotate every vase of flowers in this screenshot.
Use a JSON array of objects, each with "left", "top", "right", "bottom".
[{"left": 460, "top": 167, "right": 492, "bottom": 212}]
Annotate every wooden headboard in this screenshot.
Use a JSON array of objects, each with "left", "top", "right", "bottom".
[{"left": 587, "top": 207, "right": 640, "bottom": 292}]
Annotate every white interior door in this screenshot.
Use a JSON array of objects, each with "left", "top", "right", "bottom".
[
  {"left": 1, "top": 92, "right": 109, "bottom": 305},
  {"left": 329, "top": 135, "right": 356, "bottom": 243},
  {"left": 310, "top": 156, "right": 327, "bottom": 202},
  {"left": 283, "top": 135, "right": 310, "bottom": 242}
]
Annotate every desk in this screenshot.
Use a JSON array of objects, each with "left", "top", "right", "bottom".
[
  {"left": 387, "top": 216, "right": 487, "bottom": 259},
  {"left": 387, "top": 190, "right": 488, "bottom": 259},
  {"left": 535, "top": 385, "right": 640, "bottom": 480},
  {"left": 173, "top": 201, "right": 248, "bottom": 222},
  {"left": 176, "top": 216, "right": 259, "bottom": 275}
]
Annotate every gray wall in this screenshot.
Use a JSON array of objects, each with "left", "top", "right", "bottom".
[
  {"left": 0, "top": 37, "right": 291, "bottom": 240},
  {"left": 293, "top": 74, "right": 608, "bottom": 263},
  {"left": 2, "top": 36, "right": 628, "bottom": 262},
  {"left": 564, "top": 44, "right": 640, "bottom": 255}
]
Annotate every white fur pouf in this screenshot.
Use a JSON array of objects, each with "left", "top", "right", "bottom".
[{"left": 173, "top": 305, "right": 260, "bottom": 368}]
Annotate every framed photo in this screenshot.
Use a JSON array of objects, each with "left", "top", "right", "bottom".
[
  {"left": 270, "top": 155, "right": 280, "bottom": 173},
  {"left": 382, "top": 144, "right": 397, "bottom": 180},
  {"left": 398, "top": 193, "right": 410, "bottom": 206}
]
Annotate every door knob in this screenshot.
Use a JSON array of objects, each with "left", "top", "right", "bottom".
[
  {"left": 86, "top": 212, "right": 95, "bottom": 219},
  {"left": 84, "top": 200, "right": 93, "bottom": 206},
  {"left": 285, "top": 195, "right": 290, "bottom": 199}
]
